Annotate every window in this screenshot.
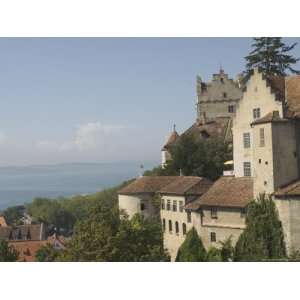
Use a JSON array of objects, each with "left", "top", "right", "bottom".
[
  {"left": 168, "top": 220, "right": 172, "bottom": 233},
  {"left": 172, "top": 200, "right": 177, "bottom": 212},
  {"left": 228, "top": 105, "right": 236, "bottom": 113},
  {"left": 243, "top": 132, "right": 251, "bottom": 148},
  {"left": 182, "top": 223, "right": 187, "bottom": 235},
  {"left": 253, "top": 108, "right": 261, "bottom": 119},
  {"left": 162, "top": 219, "right": 166, "bottom": 231},
  {"left": 187, "top": 211, "right": 192, "bottom": 223},
  {"left": 223, "top": 92, "right": 227, "bottom": 98},
  {"left": 240, "top": 209, "right": 246, "bottom": 218},
  {"left": 220, "top": 78, "right": 224, "bottom": 83},
  {"left": 179, "top": 201, "right": 184, "bottom": 212},
  {"left": 259, "top": 159, "right": 262, "bottom": 164},
  {"left": 210, "top": 232, "right": 217, "bottom": 242},
  {"left": 264, "top": 181, "right": 267, "bottom": 186},
  {"left": 211, "top": 207, "right": 218, "bottom": 219},
  {"left": 260, "top": 128, "right": 265, "bottom": 147},
  {"left": 167, "top": 200, "right": 171, "bottom": 211},
  {"left": 140, "top": 203, "right": 146, "bottom": 211},
  {"left": 175, "top": 221, "right": 179, "bottom": 234},
  {"left": 161, "top": 199, "right": 165, "bottom": 210},
  {"left": 244, "top": 162, "right": 251, "bottom": 177}
]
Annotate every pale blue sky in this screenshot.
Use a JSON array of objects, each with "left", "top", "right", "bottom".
[{"left": 0, "top": 38, "right": 299, "bottom": 166}]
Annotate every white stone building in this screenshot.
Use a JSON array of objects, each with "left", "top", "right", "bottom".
[{"left": 119, "top": 67, "right": 300, "bottom": 259}]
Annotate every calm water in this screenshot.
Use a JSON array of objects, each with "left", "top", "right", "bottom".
[{"left": 0, "top": 162, "right": 155, "bottom": 210}]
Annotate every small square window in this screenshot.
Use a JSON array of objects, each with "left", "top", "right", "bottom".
[
  {"left": 141, "top": 203, "right": 146, "bottom": 211},
  {"left": 172, "top": 200, "right": 177, "bottom": 212},
  {"left": 260, "top": 128, "right": 265, "bottom": 147},
  {"left": 259, "top": 159, "right": 262, "bottom": 164},
  {"left": 211, "top": 208, "right": 218, "bottom": 219},
  {"left": 179, "top": 201, "right": 184, "bottom": 212},
  {"left": 253, "top": 108, "right": 261, "bottom": 119},
  {"left": 167, "top": 200, "right": 171, "bottom": 211},
  {"left": 244, "top": 162, "right": 251, "bottom": 177},
  {"left": 187, "top": 211, "right": 192, "bottom": 223},
  {"left": 228, "top": 105, "right": 236, "bottom": 113},
  {"left": 264, "top": 181, "right": 267, "bottom": 186},
  {"left": 210, "top": 232, "right": 217, "bottom": 242},
  {"left": 223, "top": 92, "right": 227, "bottom": 98},
  {"left": 243, "top": 132, "right": 251, "bottom": 148},
  {"left": 265, "top": 161, "right": 268, "bottom": 165}
]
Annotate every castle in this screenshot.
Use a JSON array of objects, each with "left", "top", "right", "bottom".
[{"left": 118, "top": 67, "right": 300, "bottom": 261}]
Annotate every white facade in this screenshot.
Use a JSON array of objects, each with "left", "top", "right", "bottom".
[{"left": 233, "top": 68, "right": 283, "bottom": 179}]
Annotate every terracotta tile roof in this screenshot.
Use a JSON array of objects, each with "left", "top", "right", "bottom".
[
  {"left": 186, "top": 176, "right": 254, "bottom": 210},
  {"left": 266, "top": 75, "right": 300, "bottom": 119},
  {"left": 183, "top": 117, "right": 232, "bottom": 143},
  {"left": 286, "top": 76, "right": 300, "bottom": 118},
  {"left": 159, "top": 176, "right": 212, "bottom": 196},
  {"left": 275, "top": 179, "right": 300, "bottom": 197},
  {"left": 0, "top": 224, "right": 45, "bottom": 241},
  {"left": 267, "top": 75, "right": 285, "bottom": 102},
  {"left": 118, "top": 176, "right": 179, "bottom": 195},
  {"left": 162, "top": 130, "right": 180, "bottom": 151},
  {"left": 0, "top": 216, "right": 7, "bottom": 227},
  {"left": 251, "top": 111, "right": 289, "bottom": 126},
  {"left": 9, "top": 240, "right": 49, "bottom": 262}
]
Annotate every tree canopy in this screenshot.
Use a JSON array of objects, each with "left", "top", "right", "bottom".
[
  {"left": 234, "top": 194, "right": 286, "bottom": 261},
  {"left": 145, "top": 135, "right": 231, "bottom": 181},
  {"left": 0, "top": 240, "right": 19, "bottom": 262},
  {"left": 176, "top": 227, "right": 207, "bottom": 262},
  {"left": 244, "top": 37, "right": 300, "bottom": 79}
]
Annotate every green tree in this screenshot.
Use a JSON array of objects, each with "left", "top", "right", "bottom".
[
  {"left": 35, "top": 244, "right": 60, "bottom": 262},
  {"left": 111, "top": 214, "right": 169, "bottom": 262},
  {"left": 0, "top": 240, "right": 19, "bottom": 262},
  {"left": 234, "top": 194, "right": 286, "bottom": 261},
  {"left": 220, "top": 237, "right": 234, "bottom": 262},
  {"left": 145, "top": 135, "right": 231, "bottom": 181},
  {"left": 206, "top": 247, "right": 222, "bottom": 262},
  {"left": 176, "top": 228, "right": 207, "bottom": 262},
  {"left": 244, "top": 37, "right": 300, "bottom": 79},
  {"left": 2, "top": 205, "right": 24, "bottom": 225}
]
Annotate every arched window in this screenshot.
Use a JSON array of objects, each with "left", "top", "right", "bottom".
[
  {"left": 182, "top": 223, "right": 187, "bottom": 235},
  {"left": 175, "top": 221, "right": 179, "bottom": 234},
  {"left": 169, "top": 220, "right": 172, "bottom": 233},
  {"left": 162, "top": 219, "right": 166, "bottom": 231}
]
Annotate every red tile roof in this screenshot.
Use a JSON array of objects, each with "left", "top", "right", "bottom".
[
  {"left": 251, "top": 111, "right": 289, "bottom": 126},
  {"left": 158, "top": 176, "right": 212, "bottom": 196},
  {"left": 187, "top": 176, "right": 254, "bottom": 210},
  {"left": 275, "top": 179, "right": 300, "bottom": 197},
  {"left": 118, "top": 176, "right": 179, "bottom": 195}
]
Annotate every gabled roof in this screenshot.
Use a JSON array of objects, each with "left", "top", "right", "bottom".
[
  {"left": 251, "top": 111, "right": 289, "bottom": 126},
  {"left": 0, "top": 224, "right": 45, "bottom": 241},
  {"left": 183, "top": 117, "right": 233, "bottom": 143},
  {"left": 118, "top": 176, "right": 179, "bottom": 195},
  {"left": 158, "top": 176, "right": 212, "bottom": 196},
  {"left": 275, "top": 179, "right": 300, "bottom": 197},
  {"left": 186, "top": 176, "right": 254, "bottom": 210}
]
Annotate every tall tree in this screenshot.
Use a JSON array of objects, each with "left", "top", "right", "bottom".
[
  {"left": 234, "top": 194, "right": 286, "bottom": 261},
  {"left": 244, "top": 37, "right": 300, "bottom": 79},
  {"left": 176, "top": 228, "right": 207, "bottom": 262},
  {"left": 0, "top": 240, "right": 19, "bottom": 262}
]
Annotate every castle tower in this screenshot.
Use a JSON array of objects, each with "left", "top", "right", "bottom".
[
  {"left": 161, "top": 125, "right": 179, "bottom": 168},
  {"left": 196, "top": 68, "right": 242, "bottom": 121}
]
